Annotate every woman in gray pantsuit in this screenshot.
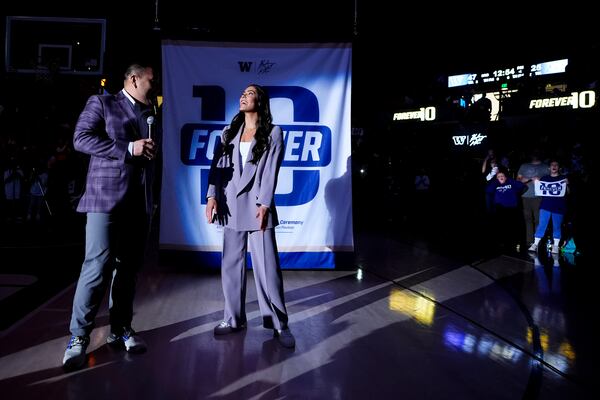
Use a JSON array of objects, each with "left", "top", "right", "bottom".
[{"left": 206, "top": 84, "right": 295, "bottom": 348}]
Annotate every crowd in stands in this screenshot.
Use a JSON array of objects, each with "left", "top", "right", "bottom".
[
  {"left": 0, "top": 75, "right": 92, "bottom": 232},
  {"left": 351, "top": 117, "right": 592, "bottom": 260}
]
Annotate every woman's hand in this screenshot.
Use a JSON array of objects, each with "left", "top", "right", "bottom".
[
  {"left": 256, "top": 205, "right": 269, "bottom": 231},
  {"left": 206, "top": 198, "right": 217, "bottom": 224}
]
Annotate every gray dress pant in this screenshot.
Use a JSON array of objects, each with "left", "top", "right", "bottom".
[
  {"left": 221, "top": 227, "right": 288, "bottom": 330},
  {"left": 522, "top": 197, "right": 542, "bottom": 245},
  {"left": 69, "top": 211, "right": 147, "bottom": 337}
]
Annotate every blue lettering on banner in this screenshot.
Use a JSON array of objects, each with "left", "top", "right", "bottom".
[
  {"left": 180, "top": 124, "right": 331, "bottom": 167},
  {"left": 282, "top": 126, "right": 331, "bottom": 167},
  {"left": 183, "top": 85, "right": 331, "bottom": 207},
  {"left": 275, "top": 169, "right": 320, "bottom": 206},
  {"left": 279, "top": 220, "right": 304, "bottom": 225},
  {"left": 539, "top": 181, "right": 564, "bottom": 196},
  {"left": 181, "top": 124, "right": 226, "bottom": 165},
  {"left": 192, "top": 86, "right": 226, "bottom": 121},
  {"left": 193, "top": 130, "right": 324, "bottom": 206},
  {"left": 266, "top": 86, "right": 320, "bottom": 122}
]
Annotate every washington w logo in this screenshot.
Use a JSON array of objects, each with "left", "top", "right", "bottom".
[
  {"left": 238, "top": 61, "right": 252, "bottom": 72},
  {"left": 238, "top": 60, "right": 276, "bottom": 74}
]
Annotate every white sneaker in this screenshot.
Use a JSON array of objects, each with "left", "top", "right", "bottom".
[
  {"left": 551, "top": 245, "right": 559, "bottom": 254},
  {"left": 528, "top": 243, "right": 538, "bottom": 252},
  {"left": 107, "top": 328, "right": 147, "bottom": 353},
  {"left": 62, "top": 335, "right": 89, "bottom": 370}
]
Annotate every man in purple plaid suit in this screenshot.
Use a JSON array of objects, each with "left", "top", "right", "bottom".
[{"left": 62, "top": 63, "right": 160, "bottom": 370}]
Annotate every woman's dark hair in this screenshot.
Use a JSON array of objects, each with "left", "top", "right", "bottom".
[{"left": 223, "top": 84, "right": 273, "bottom": 164}]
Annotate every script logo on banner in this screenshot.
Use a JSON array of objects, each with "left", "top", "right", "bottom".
[
  {"left": 237, "top": 60, "right": 277, "bottom": 74},
  {"left": 180, "top": 85, "right": 331, "bottom": 207},
  {"left": 452, "top": 133, "right": 487, "bottom": 146}
]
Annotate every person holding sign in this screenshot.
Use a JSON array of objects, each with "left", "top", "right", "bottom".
[{"left": 528, "top": 160, "right": 568, "bottom": 254}]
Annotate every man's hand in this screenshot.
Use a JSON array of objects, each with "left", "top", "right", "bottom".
[{"left": 133, "top": 138, "right": 156, "bottom": 160}]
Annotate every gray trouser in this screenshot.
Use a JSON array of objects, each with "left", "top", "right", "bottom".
[
  {"left": 522, "top": 197, "right": 542, "bottom": 245},
  {"left": 221, "top": 227, "right": 288, "bottom": 330},
  {"left": 69, "top": 212, "right": 147, "bottom": 336}
]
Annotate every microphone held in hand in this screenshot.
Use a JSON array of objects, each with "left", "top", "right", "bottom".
[{"left": 146, "top": 115, "right": 155, "bottom": 140}]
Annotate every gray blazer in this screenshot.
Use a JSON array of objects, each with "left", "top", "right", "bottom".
[{"left": 207, "top": 124, "right": 284, "bottom": 231}]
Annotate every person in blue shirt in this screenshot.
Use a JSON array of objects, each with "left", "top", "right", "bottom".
[
  {"left": 486, "top": 167, "right": 527, "bottom": 252},
  {"left": 528, "top": 160, "right": 568, "bottom": 254}
]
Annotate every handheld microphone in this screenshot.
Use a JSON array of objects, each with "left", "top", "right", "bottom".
[{"left": 146, "top": 115, "right": 155, "bottom": 140}]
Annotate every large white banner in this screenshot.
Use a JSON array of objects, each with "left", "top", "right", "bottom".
[
  {"left": 534, "top": 179, "right": 567, "bottom": 197},
  {"left": 159, "top": 41, "right": 353, "bottom": 269}
]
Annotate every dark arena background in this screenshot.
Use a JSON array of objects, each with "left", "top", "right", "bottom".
[{"left": 0, "top": 2, "right": 598, "bottom": 399}]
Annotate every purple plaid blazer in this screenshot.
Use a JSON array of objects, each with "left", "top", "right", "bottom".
[{"left": 74, "top": 91, "right": 159, "bottom": 214}]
